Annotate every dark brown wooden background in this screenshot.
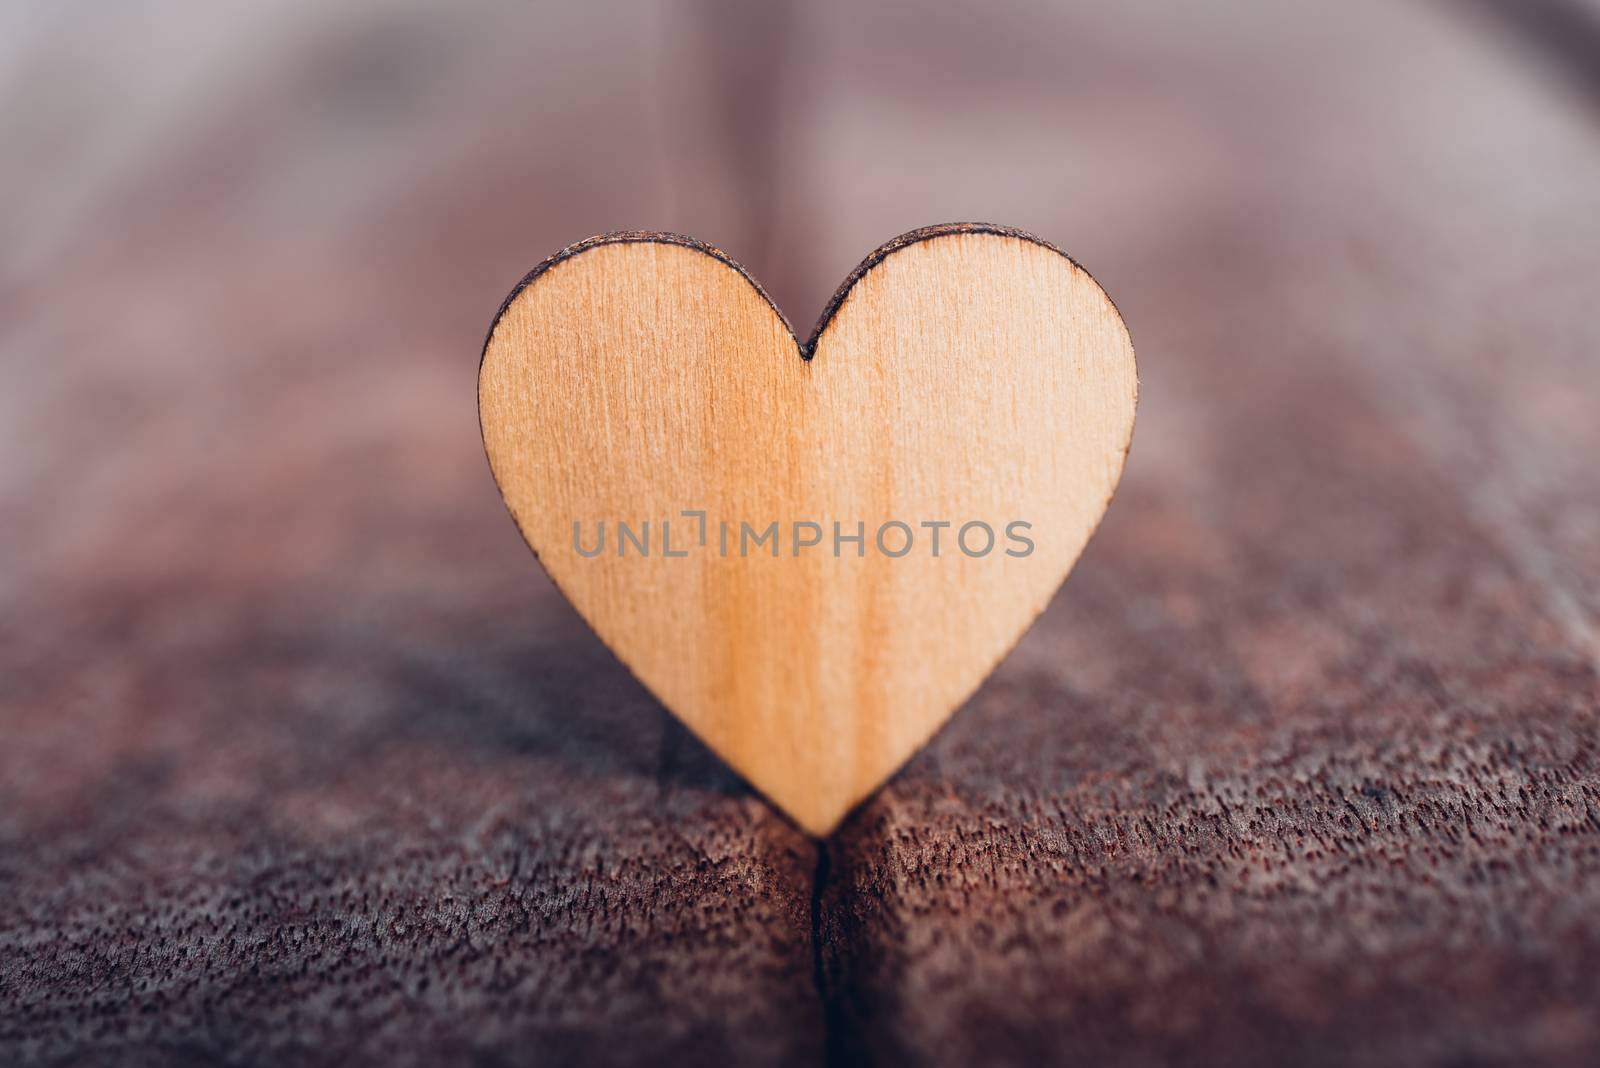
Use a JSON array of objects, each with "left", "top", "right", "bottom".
[{"left": 3, "top": 2, "right": 1599, "bottom": 1066}]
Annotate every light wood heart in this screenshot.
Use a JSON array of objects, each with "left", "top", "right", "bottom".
[{"left": 479, "top": 224, "right": 1136, "bottom": 835}]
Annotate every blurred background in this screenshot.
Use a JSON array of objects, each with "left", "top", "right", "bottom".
[{"left": 4, "top": 2, "right": 1600, "bottom": 1066}]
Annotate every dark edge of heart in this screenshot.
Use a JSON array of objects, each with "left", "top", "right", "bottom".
[
  {"left": 478, "top": 222, "right": 1123, "bottom": 364},
  {"left": 476, "top": 222, "right": 1137, "bottom": 838}
]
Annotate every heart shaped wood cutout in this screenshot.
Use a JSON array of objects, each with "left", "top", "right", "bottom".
[{"left": 480, "top": 224, "right": 1136, "bottom": 834}]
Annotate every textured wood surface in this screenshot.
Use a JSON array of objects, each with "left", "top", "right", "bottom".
[
  {"left": 3, "top": 2, "right": 1599, "bottom": 1066},
  {"left": 480, "top": 228, "right": 1135, "bottom": 835}
]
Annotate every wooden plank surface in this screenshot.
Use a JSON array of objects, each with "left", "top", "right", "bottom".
[
  {"left": 3, "top": 2, "right": 1599, "bottom": 1066},
  {"left": 805, "top": 2, "right": 1600, "bottom": 1065},
  {"left": 0, "top": 6, "right": 824, "bottom": 1066}
]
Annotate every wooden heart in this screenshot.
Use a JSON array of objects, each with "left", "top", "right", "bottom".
[{"left": 480, "top": 224, "right": 1136, "bottom": 834}]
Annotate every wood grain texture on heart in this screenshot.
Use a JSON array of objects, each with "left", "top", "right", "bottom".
[{"left": 479, "top": 224, "right": 1136, "bottom": 834}]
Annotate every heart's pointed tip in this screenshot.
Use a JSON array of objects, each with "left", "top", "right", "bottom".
[
  {"left": 762, "top": 781, "right": 863, "bottom": 839},
  {"left": 787, "top": 809, "right": 847, "bottom": 840}
]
